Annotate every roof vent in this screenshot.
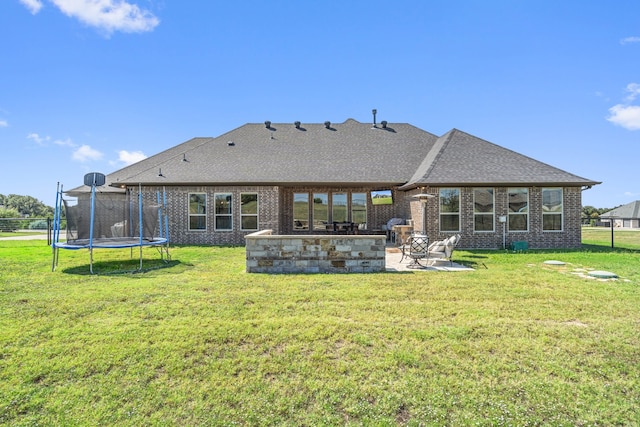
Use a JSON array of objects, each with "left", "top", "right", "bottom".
[
  {"left": 324, "top": 121, "right": 331, "bottom": 129},
  {"left": 158, "top": 168, "right": 164, "bottom": 177},
  {"left": 264, "top": 120, "right": 271, "bottom": 129},
  {"left": 381, "top": 120, "right": 387, "bottom": 129},
  {"left": 227, "top": 141, "right": 235, "bottom": 146},
  {"left": 372, "top": 109, "right": 377, "bottom": 127},
  {"left": 294, "top": 121, "right": 301, "bottom": 129},
  {"left": 182, "top": 153, "right": 188, "bottom": 161}
]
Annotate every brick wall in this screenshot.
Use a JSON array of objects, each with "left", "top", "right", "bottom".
[
  {"left": 134, "top": 185, "right": 280, "bottom": 246},
  {"left": 132, "top": 185, "right": 583, "bottom": 249},
  {"left": 407, "top": 186, "right": 583, "bottom": 249}
]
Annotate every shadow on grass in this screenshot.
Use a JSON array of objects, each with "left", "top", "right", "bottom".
[
  {"left": 450, "top": 253, "right": 490, "bottom": 269},
  {"left": 580, "top": 244, "right": 640, "bottom": 254},
  {"left": 60, "top": 259, "right": 183, "bottom": 276},
  {"left": 454, "top": 259, "right": 488, "bottom": 269}
]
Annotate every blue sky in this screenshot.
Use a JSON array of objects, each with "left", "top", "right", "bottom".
[{"left": 1, "top": 0, "right": 639, "bottom": 209}]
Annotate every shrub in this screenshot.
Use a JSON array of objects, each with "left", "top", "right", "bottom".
[{"left": 28, "top": 219, "right": 49, "bottom": 230}]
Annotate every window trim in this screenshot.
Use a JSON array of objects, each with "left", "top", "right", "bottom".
[
  {"left": 439, "top": 188, "right": 461, "bottom": 232},
  {"left": 351, "top": 192, "right": 367, "bottom": 228},
  {"left": 331, "top": 192, "right": 348, "bottom": 223},
  {"left": 473, "top": 187, "right": 495, "bottom": 233},
  {"left": 312, "top": 193, "right": 329, "bottom": 231},
  {"left": 542, "top": 187, "right": 563, "bottom": 232},
  {"left": 214, "top": 192, "right": 233, "bottom": 231},
  {"left": 188, "top": 192, "right": 207, "bottom": 231},
  {"left": 293, "top": 192, "right": 310, "bottom": 230},
  {"left": 240, "top": 192, "right": 259, "bottom": 231},
  {"left": 507, "top": 188, "right": 529, "bottom": 232}
]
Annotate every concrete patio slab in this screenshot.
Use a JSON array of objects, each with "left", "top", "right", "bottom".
[{"left": 385, "top": 247, "right": 473, "bottom": 272}]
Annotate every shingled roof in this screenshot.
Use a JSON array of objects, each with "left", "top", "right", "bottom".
[
  {"left": 68, "top": 119, "right": 599, "bottom": 193},
  {"left": 401, "top": 129, "right": 598, "bottom": 189},
  {"left": 600, "top": 201, "right": 640, "bottom": 219},
  {"left": 108, "top": 119, "right": 440, "bottom": 187}
]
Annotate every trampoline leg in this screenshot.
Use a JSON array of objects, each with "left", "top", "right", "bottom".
[
  {"left": 51, "top": 247, "right": 58, "bottom": 272},
  {"left": 90, "top": 248, "right": 94, "bottom": 275}
]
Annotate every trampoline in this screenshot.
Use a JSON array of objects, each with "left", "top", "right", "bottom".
[{"left": 52, "top": 172, "right": 170, "bottom": 274}]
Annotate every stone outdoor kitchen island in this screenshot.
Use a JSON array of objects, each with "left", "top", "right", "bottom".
[{"left": 245, "top": 230, "right": 386, "bottom": 273}]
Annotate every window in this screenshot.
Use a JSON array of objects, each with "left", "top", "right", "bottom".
[
  {"left": 473, "top": 188, "right": 494, "bottom": 232},
  {"left": 214, "top": 193, "right": 233, "bottom": 230},
  {"left": 188, "top": 193, "right": 207, "bottom": 230},
  {"left": 293, "top": 191, "right": 369, "bottom": 230},
  {"left": 240, "top": 193, "right": 258, "bottom": 231},
  {"left": 313, "top": 193, "right": 328, "bottom": 230},
  {"left": 542, "top": 188, "right": 563, "bottom": 231},
  {"left": 332, "top": 193, "right": 348, "bottom": 223},
  {"left": 508, "top": 188, "right": 528, "bottom": 231},
  {"left": 439, "top": 188, "right": 460, "bottom": 232},
  {"left": 351, "top": 193, "right": 367, "bottom": 227},
  {"left": 293, "top": 193, "right": 309, "bottom": 230}
]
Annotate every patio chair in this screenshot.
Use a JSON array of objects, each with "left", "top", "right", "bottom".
[
  {"left": 427, "top": 234, "right": 461, "bottom": 266},
  {"left": 406, "top": 234, "right": 429, "bottom": 268},
  {"left": 398, "top": 233, "right": 412, "bottom": 263}
]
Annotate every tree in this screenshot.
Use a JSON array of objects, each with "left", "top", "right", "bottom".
[
  {"left": 0, "top": 208, "right": 21, "bottom": 231},
  {"left": 582, "top": 205, "right": 599, "bottom": 218},
  {"left": 0, "top": 194, "right": 53, "bottom": 217}
]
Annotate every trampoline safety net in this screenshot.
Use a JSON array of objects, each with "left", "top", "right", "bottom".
[{"left": 64, "top": 192, "right": 161, "bottom": 244}]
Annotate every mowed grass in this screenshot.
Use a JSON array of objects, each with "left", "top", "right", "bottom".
[
  {"left": 582, "top": 226, "right": 640, "bottom": 250},
  {"left": 1, "top": 234, "right": 640, "bottom": 426}
]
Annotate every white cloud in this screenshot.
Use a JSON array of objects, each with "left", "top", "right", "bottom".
[
  {"left": 116, "top": 149, "right": 146, "bottom": 165},
  {"left": 50, "top": 0, "right": 159, "bottom": 35},
  {"left": 624, "top": 83, "right": 640, "bottom": 102},
  {"left": 72, "top": 144, "right": 104, "bottom": 162},
  {"left": 607, "top": 104, "right": 640, "bottom": 131},
  {"left": 27, "top": 132, "right": 51, "bottom": 145},
  {"left": 620, "top": 36, "right": 640, "bottom": 45},
  {"left": 607, "top": 83, "right": 640, "bottom": 131},
  {"left": 0, "top": 120, "right": 8, "bottom": 128},
  {"left": 19, "top": 0, "right": 44, "bottom": 14},
  {"left": 54, "top": 138, "right": 76, "bottom": 147}
]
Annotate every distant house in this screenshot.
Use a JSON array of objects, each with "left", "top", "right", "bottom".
[
  {"left": 67, "top": 118, "right": 600, "bottom": 249},
  {"left": 600, "top": 201, "right": 640, "bottom": 229}
]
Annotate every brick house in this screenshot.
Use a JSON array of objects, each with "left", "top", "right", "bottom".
[{"left": 68, "top": 118, "right": 599, "bottom": 249}]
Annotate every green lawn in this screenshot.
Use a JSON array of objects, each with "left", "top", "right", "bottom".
[
  {"left": 582, "top": 226, "right": 640, "bottom": 250},
  {"left": 1, "top": 235, "right": 639, "bottom": 426},
  {"left": 0, "top": 231, "right": 48, "bottom": 238}
]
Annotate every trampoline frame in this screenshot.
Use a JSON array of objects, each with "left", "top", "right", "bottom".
[{"left": 52, "top": 178, "right": 170, "bottom": 274}]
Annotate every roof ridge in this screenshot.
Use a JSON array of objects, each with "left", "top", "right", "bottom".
[{"left": 402, "top": 129, "right": 457, "bottom": 188}]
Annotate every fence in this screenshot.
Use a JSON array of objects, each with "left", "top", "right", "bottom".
[{"left": 0, "top": 218, "right": 65, "bottom": 245}]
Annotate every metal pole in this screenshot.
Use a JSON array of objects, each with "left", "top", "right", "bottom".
[
  {"left": 51, "top": 183, "right": 60, "bottom": 271},
  {"left": 611, "top": 217, "right": 615, "bottom": 249},
  {"left": 139, "top": 185, "right": 143, "bottom": 271},
  {"left": 89, "top": 182, "right": 96, "bottom": 274},
  {"left": 503, "top": 221, "right": 506, "bottom": 250}
]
